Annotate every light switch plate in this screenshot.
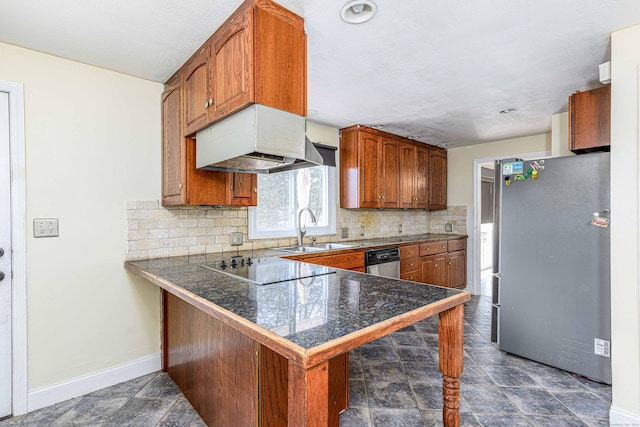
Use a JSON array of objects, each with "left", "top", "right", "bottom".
[
  {"left": 34, "top": 218, "right": 59, "bottom": 238},
  {"left": 341, "top": 227, "right": 348, "bottom": 238}
]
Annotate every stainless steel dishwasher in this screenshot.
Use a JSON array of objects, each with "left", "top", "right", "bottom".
[{"left": 365, "top": 247, "right": 400, "bottom": 279}]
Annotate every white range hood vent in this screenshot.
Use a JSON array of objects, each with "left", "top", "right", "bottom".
[{"left": 196, "top": 104, "right": 334, "bottom": 174}]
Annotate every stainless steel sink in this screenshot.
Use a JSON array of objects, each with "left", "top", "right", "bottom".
[{"left": 275, "top": 243, "right": 355, "bottom": 253}]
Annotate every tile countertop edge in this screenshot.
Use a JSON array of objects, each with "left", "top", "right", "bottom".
[
  {"left": 125, "top": 261, "right": 309, "bottom": 366},
  {"left": 125, "top": 260, "right": 470, "bottom": 369}
]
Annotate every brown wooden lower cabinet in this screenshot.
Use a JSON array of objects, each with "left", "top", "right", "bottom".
[
  {"left": 163, "top": 291, "right": 348, "bottom": 427},
  {"left": 284, "top": 251, "right": 365, "bottom": 272},
  {"left": 401, "top": 239, "right": 467, "bottom": 289}
]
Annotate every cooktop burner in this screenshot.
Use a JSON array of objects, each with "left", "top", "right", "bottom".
[{"left": 200, "top": 256, "right": 336, "bottom": 286}]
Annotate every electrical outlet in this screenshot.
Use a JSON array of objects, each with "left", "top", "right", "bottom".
[
  {"left": 230, "top": 232, "right": 243, "bottom": 246},
  {"left": 398, "top": 224, "right": 403, "bottom": 233},
  {"left": 341, "top": 227, "right": 349, "bottom": 238},
  {"left": 445, "top": 223, "right": 454, "bottom": 232},
  {"left": 33, "top": 218, "right": 59, "bottom": 238},
  {"left": 360, "top": 226, "right": 365, "bottom": 236}
]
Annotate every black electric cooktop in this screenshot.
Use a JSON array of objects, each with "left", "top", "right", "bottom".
[{"left": 200, "top": 256, "right": 336, "bottom": 286}]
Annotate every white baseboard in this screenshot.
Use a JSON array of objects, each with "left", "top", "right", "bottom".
[
  {"left": 28, "top": 353, "right": 161, "bottom": 412},
  {"left": 610, "top": 406, "right": 640, "bottom": 426}
]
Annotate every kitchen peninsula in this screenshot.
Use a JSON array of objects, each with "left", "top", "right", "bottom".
[{"left": 125, "top": 244, "right": 470, "bottom": 427}]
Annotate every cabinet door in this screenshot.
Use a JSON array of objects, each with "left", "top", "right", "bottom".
[
  {"left": 447, "top": 250, "right": 466, "bottom": 289},
  {"left": 162, "top": 80, "right": 186, "bottom": 205},
  {"left": 399, "top": 143, "right": 416, "bottom": 208},
  {"left": 421, "top": 254, "right": 447, "bottom": 287},
  {"left": 569, "top": 86, "right": 610, "bottom": 152},
  {"left": 359, "top": 132, "right": 380, "bottom": 208},
  {"left": 415, "top": 145, "right": 429, "bottom": 209},
  {"left": 429, "top": 149, "right": 447, "bottom": 210},
  {"left": 183, "top": 46, "right": 211, "bottom": 136},
  {"left": 229, "top": 173, "right": 257, "bottom": 206},
  {"left": 212, "top": 8, "right": 253, "bottom": 119},
  {"left": 380, "top": 137, "right": 400, "bottom": 208}
]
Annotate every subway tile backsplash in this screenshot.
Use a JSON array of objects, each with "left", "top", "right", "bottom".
[{"left": 126, "top": 201, "right": 467, "bottom": 260}]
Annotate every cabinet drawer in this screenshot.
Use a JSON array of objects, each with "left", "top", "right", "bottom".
[
  {"left": 400, "top": 257, "right": 420, "bottom": 273},
  {"left": 419, "top": 241, "right": 447, "bottom": 257},
  {"left": 400, "top": 245, "right": 419, "bottom": 259},
  {"left": 400, "top": 271, "right": 421, "bottom": 282},
  {"left": 447, "top": 239, "right": 466, "bottom": 252},
  {"left": 305, "top": 252, "right": 364, "bottom": 270}
]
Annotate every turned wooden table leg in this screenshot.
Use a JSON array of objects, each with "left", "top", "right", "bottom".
[
  {"left": 288, "top": 360, "right": 330, "bottom": 427},
  {"left": 439, "top": 304, "right": 464, "bottom": 427}
]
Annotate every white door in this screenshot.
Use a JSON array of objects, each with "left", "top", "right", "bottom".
[{"left": 0, "top": 91, "right": 12, "bottom": 418}]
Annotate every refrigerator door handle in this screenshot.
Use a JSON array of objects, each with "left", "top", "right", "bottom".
[{"left": 492, "top": 272, "right": 501, "bottom": 278}]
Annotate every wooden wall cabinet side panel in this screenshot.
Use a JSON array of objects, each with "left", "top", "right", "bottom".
[
  {"left": 162, "top": 79, "right": 186, "bottom": 205},
  {"left": 428, "top": 149, "right": 447, "bottom": 210},
  {"left": 253, "top": 2, "right": 307, "bottom": 116},
  {"left": 229, "top": 172, "right": 258, "bottom": 206},
  {"left": 421, "top": 254, "right": 447, "bottom": 287},
  {"left": 183, "top": 46, "right": 212, "bottom": 137},
  {"left": 259, "top": 345, "right": 288, "bottom": 427},
  {"left": 359, "top": 131, "right": 381, "bottom": 208},
  {"left": 339, "top": 129, "right": 360, "bottom": 208},
  {"left": 400, "top": 143, "right": 416, "bottom": 208},
  {"left": 212, "top": 7, "right": 253, "bottom": 119},
  {"left": 447, "top": 250, "right": 467, "bottom": 290},
  {"left": 380, "top": 137, "right": 400, "bottom": 208},
  {"left": 569, "top": 86, "right": 611, "bottom": 153},
  {"left": 415, "top": 145, "right": 430, "bottom": 209}
]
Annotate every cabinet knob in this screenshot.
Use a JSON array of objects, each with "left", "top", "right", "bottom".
[
  {"left": 253, "top": 187, "right": 258, "bottom": 193},
  {"left": 204, "top": 101, "right": 209, "bottom": 108},
  {"left": 381, "top": 195, "right": 385, "bottom": 199},
  {"left": 434, "top": 264, "right": 438, "bottom": 268},
  {"left": 407, "top": 263, "right": 413, "bottom": 267},
  {"left": 209, "top": 98, "right": 213, "bottom": 106}
]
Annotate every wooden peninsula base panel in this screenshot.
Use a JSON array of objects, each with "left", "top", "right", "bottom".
[{"left": 162, "top": 291, "right": 464, "bottom": 427}]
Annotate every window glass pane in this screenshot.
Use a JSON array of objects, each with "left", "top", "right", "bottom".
[
  {"left": 249, "top": 166, "right": 336, "bottom": 239},
  {"left": 256, "top": 171, "right": 293, "bottom": 232}
]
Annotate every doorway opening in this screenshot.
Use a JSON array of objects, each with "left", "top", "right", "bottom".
[
  {"left": 0, "top": 80, "right": 27, "bottom": 417},
  {"left": 479, "top": 163, "right": 494, "bottom": 297}
]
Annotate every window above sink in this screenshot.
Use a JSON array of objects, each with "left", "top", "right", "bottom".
[{"left": 248, "top": 165, "right": 337, "bottom": 239}]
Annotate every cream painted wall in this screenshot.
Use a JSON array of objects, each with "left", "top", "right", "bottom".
[
  {"left": 307, "top": 121, "right": 339, "bottom": 147},
  {"left": 551, "top": 112, "right": 574, "bottom": 158},
  {"left": 0, "top": 43, "right": 163, "bottom": 390},
  {"left": 610, "top": 24, "right": 640, "bottom": 420},
  {"left": 448, "top": 134, "right": 551, "bottom": 206}
]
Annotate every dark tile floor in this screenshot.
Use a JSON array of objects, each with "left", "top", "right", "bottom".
[{"left": 0, "top": 296, "right": 611, "bottom": 426}]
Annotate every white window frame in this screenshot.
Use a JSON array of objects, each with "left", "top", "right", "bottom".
[{"left": 248, "top": 166, "right": 337, "bottom": 240}]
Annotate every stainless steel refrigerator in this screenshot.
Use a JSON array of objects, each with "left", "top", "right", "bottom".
[{"left": 491, "top": 152, "right": 611, "bottom": 384}]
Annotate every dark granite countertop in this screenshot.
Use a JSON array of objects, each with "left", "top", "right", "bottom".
[{"left": 126, "top": 235, "right": 469, "bottom": 354}]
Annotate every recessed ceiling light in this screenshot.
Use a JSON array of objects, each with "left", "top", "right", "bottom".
[
  {"left": 341, "top": 0, "right": 377, "bottom": 24},
  {"left": 370, "top": 124, "right": 385, "bottom": 129},
  {"left": 407, "top": 135, "right": 422, "bottom": 140},
  {"left": 499, "top": 108, "right": 518, "bottom": 114}
]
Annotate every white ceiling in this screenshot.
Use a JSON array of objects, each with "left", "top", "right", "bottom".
[{"left": 1, "top": 0, "right": 639, "bottom": 148}]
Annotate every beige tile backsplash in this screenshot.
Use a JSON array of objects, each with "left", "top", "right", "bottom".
[{"left": 126, "top": 201, "right": 467, "bottom": 260}]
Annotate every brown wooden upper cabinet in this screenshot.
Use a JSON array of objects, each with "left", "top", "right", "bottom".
[
  {"left": 161, "top": 73, "right": 257, "bottom": 207},
  {"left": 400, "top": 142, "right": 429, "bottom": 209},
  {"left": 340, "top": 125, "right": 446, "bottom": 210},
  {"left": 181, "top": 0, "right": 307, "bottom": 137},
  {"left": 568, "top": 86, "right": 610, "bottom": 153},
  {"left": 428, "top": 149, "right": 447, "bottom": 210}
]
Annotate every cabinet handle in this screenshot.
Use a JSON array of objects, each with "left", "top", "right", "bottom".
[
  {"left": 209, "top": 98, "right": 213, "bottom": 106},
  {"left": 434, "top": 264, "right": 438, "bottom": 268},
  {"left": 407, "top": 263, "right": 413, "bottom": 267},
  {"left": 381, "top": 195, "right": 385, "bottom": 199},
  {"left": 253, "top": 187, "right": 258, "bottom": 193},
  {"left": 204, "top": 101, "right": 209, "bottom": 108}
]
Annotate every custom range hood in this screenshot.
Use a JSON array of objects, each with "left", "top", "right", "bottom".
[{"left": 195, "top": 104, "right": 336, "bottom": 174}]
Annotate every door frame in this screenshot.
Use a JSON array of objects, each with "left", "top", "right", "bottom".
[
  {"left": 471, "top": 150, "right": 550, "bottom": 295},
  {"left": 0, "top": 80, "right": 27, "bottom": 416}
]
